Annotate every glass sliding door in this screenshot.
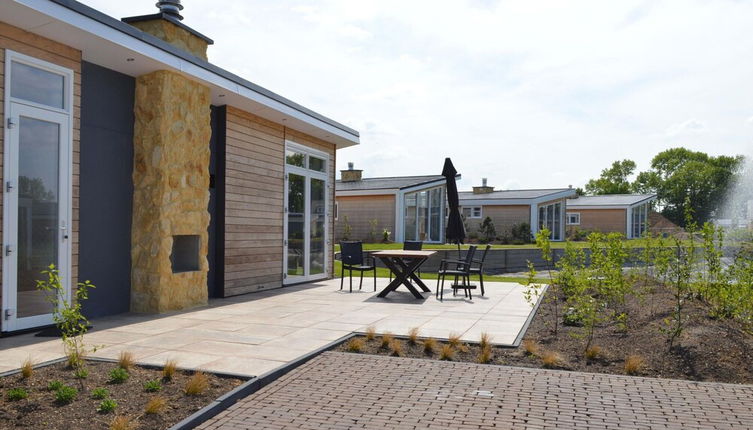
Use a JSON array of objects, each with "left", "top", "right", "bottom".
[
  {"left": 3, "top": 52, "right": 73, "bottom": 332},
  {"left": 402, "top": 186, "right": 444, "bottom": 243},
  {"left": 283, "top": 143, "right": 329, "bottom": 284},
  {"left": 538, "top": 201, "right": 563, "bottom": 241}
]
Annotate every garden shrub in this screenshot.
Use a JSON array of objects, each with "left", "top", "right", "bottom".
[
  {"left": 479, "top": 217, "right": 497, "bottom": 243},
  {"left": 55, "top": 385, "right": 78, "bottom": 404}
]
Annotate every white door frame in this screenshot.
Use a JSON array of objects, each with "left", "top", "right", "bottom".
[
  {"left": 283, "top": 141, "right": 329, "bottom": 285},
  {"left": 2, "top": 50, "right": 73, "bottom": 332}
]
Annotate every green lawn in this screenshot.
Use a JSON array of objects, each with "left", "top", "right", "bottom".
[
  {"left": 334, "top": 239, "right": 656, "bottom": 253},
  {"left": 333, "top": 260, "right": 547, "bottom": 285}
]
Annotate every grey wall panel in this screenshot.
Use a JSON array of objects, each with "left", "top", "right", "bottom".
[{"left": 79, "top": 61, "right": 134, "bottom": 318}]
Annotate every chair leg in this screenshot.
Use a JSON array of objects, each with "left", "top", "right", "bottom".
[
  {"left": 349, "top": 269, "right": 353, "bottom": 293},
  {"left": 479, "top": 271, "right": 485, "bottom": 296},
  {"left": 436, "top": 274, "right": 441, "bottom": 298},
  {"left": 440, "top": 275, "right": 445, "bottom": 300},
  {"left": 467, "top": 275, "right": 472, "bottom": 300},
  {"left": 373, "top": 269, "right": 377, "bottom": 292},
  {"left": 359, "top": 270, "right": 364, "bottom": 290},
  {"left": 340, "top": 265, "right": 344, "bottom": 290}
]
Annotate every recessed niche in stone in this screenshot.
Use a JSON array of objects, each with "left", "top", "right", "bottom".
[{"left": 171, "top": 235, "right": 200, "bottom": 273}]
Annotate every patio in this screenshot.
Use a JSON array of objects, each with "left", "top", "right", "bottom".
[{"left": 0, "top": 279, "right": 538, "bottom": 377}]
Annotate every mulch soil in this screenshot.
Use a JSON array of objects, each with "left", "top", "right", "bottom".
[
  {"left": 0, "top": 360, "right": 245, "bottom": 430},
  {"left": 335, "top": 284, "right": 753, "bottom": 384}
]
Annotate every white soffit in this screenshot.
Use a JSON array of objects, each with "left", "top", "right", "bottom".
[{"left": 3, "top": 0, "right": 360, "bottom": 149}]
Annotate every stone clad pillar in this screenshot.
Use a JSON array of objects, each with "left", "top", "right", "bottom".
[
  {"left": 124, "top": 3, "right": 214, "bottom": 313},
  {"left": 130, "top": 71, "right": 211, "bottom": 313}
]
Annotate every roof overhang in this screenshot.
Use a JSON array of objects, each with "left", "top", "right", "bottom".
[
  {"left": 2, "top": 0, "right": 360, "bottom": 148},
  {"left": 566, "top": 195, "right": 657, "bottom": 210},
  {"left": 336, "top": 190, "right": 397, "bottom": 197},
  {"left": 460, "top": 189, "right": 577, "bottom": 207}
]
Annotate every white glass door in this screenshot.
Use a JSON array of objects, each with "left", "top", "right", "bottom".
[
  {"left": 283, "top": 144, "right": 329, "bottom": 284},
  {"left": 2, "top": 103, "right": 71, "bottom": 331}
]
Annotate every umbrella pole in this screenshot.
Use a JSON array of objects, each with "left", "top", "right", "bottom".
[{"left": 457, "top": 243, "right": 461, "bottom": 260}]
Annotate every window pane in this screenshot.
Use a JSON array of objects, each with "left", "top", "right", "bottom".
[
  {"left": 11, "top": 61, "right": 65, "bottom": 109},
  {"left": 286, "top": 173, "right": 305, "bottom": 276},
  {"left": 285, "top": 150, "right": 305, "bottom": 167},
  {"left": 309, "top": 178, "right": 325, "bottom": 275},
  {"left": 309, "top": 156, "right": 326, "bottom": 172},
  {"left": 417, "top": 191, "right": 428, "bottom": 241},
  {"left": 553, "top": 203, "right": 561, "bottom": 240},
  {"left": 429, "top": 188, "right": 441, "bottom": 242},
  {"left": 17, "top": 116, "right": 60, "bottom": 317},
  {"left": 404, "top": 193, "right": 417, "bottom": 241}
]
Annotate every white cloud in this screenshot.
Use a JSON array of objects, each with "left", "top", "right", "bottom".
[
  {"left": 665, "top": 119, "right": 708, "bottom": 138},
  {"left": 80, "top": 0, "right": 753, "bottom": 188}
]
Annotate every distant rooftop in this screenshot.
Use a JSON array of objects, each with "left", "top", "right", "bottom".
[
  {"left": 459, "top": 188, "right": 575, "bottom": 201},
  {"left": 336, "top": 175, "right": 447, "bottom": 192},
  {"left": 567, "top": 194, "right": 657, "bottom": 207}
]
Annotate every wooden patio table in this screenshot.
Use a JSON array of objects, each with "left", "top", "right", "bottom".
[{"left": 371, "top": 250, "right": 436, "bottom": 299}]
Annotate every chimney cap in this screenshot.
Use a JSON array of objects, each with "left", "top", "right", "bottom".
[
  {"left": 482, "top": 178, "right": 488, "bottom": 187},
  {"left": 347, "top": 162, "right": 354, "bottom": 170},
  {"left": 156, "top": 0, "right": 184, "bottom": 20}
]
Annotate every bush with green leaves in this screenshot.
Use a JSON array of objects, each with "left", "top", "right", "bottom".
[
  {"left": 6, "top": 388, "right": 28, "bottom": 401},
  {"left": 47, "top": 380, "right": 64, "bottom": 391},
  {"left": 109, "top": 367, "right": 129, "bottom": 384},
  {"left": 91, "top": 388, "right": 110, "bottom": 399},
  {"left": 74, "top": 367, "right": 89, "bottom": 379},
  {"left": 143, "top": 379, "right": 162, "bottom": 392},
  {"left": 97, "top": 398, "right": 118, "bottom": 413},
  {"left": 36, "top": 264, "right": 97, "bottom": 369},
  {"left": 479, "top": 216, "right": 497, "bottom": 244},
  {"left": 55, "top": 385, "right": 78, "bottom": 404},
  {"left": 510, "top": 222, "right": 531, "bottom": 244}
]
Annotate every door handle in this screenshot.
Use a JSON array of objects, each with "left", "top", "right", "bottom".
[{"left": 61, "top": 225, "right": 68, "bottom": 240}]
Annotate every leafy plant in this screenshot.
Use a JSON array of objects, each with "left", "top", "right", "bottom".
[
  {"left": 36, "top": 264, "right": 96, "bottom": 370},
  {"left": 423, "top": 338, "right": 437, "bottom": 354},
  {"left": 162, "top": 359, "right": 178, "bottom": 381},
  {"left": 510, "top": 222, "right": 532, "bottom": 244},
  {"left": 439, "top": 344, "right": 455, "bottom": 361},
  {"left": 97, "top": 398, "right": 118, "bottom": 413},
  {"left": 74, "top": 367, "right": 89, "bottom": 379},
  {"left": 535, "top": 229, "right": 560, "bottom": 335},
  {"left": 55, "top": 385, "right": 78, "bottom": 404},
  {"left": 48, "top": 380, "right": 64, "bottom": 391},
  {"left": 345, "top": 338, "right": 364, "bottom": 353},
  {"left": 6, "top": 387, "right": 28, "bottom": 401},
  {"left": 447, "top": 333, "right": 462, "bottom": 348},
  {"left": 382, "top": 228, "right": 391, "bottom": 243},
  {"left": 407, "top": 327, "right": 420, "bottom": 345},
  {"left": 117, "top": 351, "right": 135, "bottom": 370},
  {"left": 184, "top": 372, "right": 209, "bottom": 396},
  {"left": 109, "top": 367, "right": 129, "bottom": 384},
  {"left": 91, "top": 388, "right": 110, "bottom": 399},
  {"left": 143, "top": 379, "right": 162, "bottom": 392},
  {"left": 144, "top": 396, "right": 168, "bottom": 415},
  {"left": 20, "top": 358, "right": 34, "bottom": 379}
]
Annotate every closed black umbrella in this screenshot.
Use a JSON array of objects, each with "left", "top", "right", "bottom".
[{"left": 442, "top": 158, "right": 465, "bottom": 256}]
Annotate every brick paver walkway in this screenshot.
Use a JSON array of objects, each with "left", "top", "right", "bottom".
[{"left": 199, "top": 352, "right": 753, "bottom": 430}]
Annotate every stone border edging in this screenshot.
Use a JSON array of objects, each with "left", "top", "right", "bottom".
[
  {"left": 169, "top": 332, "right": 357, "bottom": 430},
  {"left": 512, "top": 284, "right": 548, "bottom": 347}
]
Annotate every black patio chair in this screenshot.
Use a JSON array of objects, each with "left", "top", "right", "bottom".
[
  {"left": 390, "top": 241, "right": 424, "bottom": 282},
  {"left": 436, "top": 245, "right": 477, "bottom": 300},
  {"left": 469, "top": 244, "right": 491, "bottom": 296},
  {"left": 340, "top": 241, "right": 377, "bottom": 292}
]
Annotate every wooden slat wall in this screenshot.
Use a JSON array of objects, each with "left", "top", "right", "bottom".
[
  {"left": 0, "top": 22, "right": 81, "bottom": 322},
  {"left": 223, "top": 107, "right": 337, "bottom": 296}
]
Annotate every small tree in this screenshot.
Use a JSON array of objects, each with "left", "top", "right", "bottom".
[
  {"left": 37, "top": 264, "right": 96, "bottom": 369},
  {"left": 479, "top": 216, "right": 497, "bottom": 243},
  {"left": 367, "top": 219, "right": 378, "bottom": 243},
  {"left": 342, "top": 215, "right": 352, "bottom": 241}
]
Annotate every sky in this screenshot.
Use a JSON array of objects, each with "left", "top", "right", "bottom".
[{"left": 83, "top": 0, "right": 753, "bottom": 191}]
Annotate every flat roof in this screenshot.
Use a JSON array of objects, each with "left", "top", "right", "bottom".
[
  {"left": 337, "top": 175, "right": 447, "bottom": 192},
  {"left": 567, "top": 194, "right": 657, "bottom": 207},
  {"left": 4, "top": 0, "right": 359, "bottom": 147},
  {"left": 459, "top": 188, "right": 575, "bottom": 201}
]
